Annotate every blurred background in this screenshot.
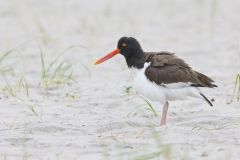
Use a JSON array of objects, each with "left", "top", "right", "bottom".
[
  {"left": 0, "top": 0, "right": 240, "bottom": 159},
  {"left": 0, "top": 0, "right": 239, "bottom": 81}
]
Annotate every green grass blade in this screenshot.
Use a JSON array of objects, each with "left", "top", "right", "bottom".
[
  {"left": 46, "top": 54, "right": 63, "bottom": 73},
  {"left": 39, "top": 47, "right": 46, "bottom": 79},
  {"left": 230, "top": 74, "right": 240, "bottom": 102},
  {"left": 0, "top": 49, "right": 13, "bottom": 64},
  {"left": 140, "top": 96, "right": 158, "bottom": 117}
]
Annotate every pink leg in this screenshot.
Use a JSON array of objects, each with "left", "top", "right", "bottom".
[{"left": 160, "top": 101, "right": 169, "bottom": 126}]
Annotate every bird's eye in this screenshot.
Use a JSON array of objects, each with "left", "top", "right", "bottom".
[{"left": 122, "top": 43, "right": 127, "bottom": 47}]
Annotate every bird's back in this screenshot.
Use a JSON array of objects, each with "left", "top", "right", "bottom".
[{"left": 143, "top": 52, "right": 217, "bottom": 88}]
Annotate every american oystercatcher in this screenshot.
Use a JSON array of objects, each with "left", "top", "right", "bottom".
[{"left": 95, "top": 37, "right": 217, "bottom": 125}]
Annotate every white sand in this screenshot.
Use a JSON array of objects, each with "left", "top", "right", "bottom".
[{"left": 0, "top": 0, "right": 240, "bottom": 159}]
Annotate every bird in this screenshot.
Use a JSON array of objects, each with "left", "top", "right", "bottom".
[{"left": 94, "top": 37, "right": 217, "bottom": 125}]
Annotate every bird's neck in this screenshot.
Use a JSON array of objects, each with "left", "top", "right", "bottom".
[{"left": 125, "top": 50, "right": 145, "bottom": 69}]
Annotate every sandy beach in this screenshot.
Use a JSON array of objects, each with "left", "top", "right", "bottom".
[{"left": 0, "top": 0, "right": 240, "bottom": 159}]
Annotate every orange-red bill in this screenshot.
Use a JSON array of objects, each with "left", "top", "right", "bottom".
[{"left": 94, "top": 48, "right": 120, "bottom": 65}]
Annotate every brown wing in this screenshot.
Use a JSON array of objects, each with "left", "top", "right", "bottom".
[{"left": 144, "top": 52, "right": 217, "bottom": 88}]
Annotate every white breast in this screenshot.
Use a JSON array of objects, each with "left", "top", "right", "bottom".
[{"left": 131, "top": 63, "right": 202, "bottom": 103}]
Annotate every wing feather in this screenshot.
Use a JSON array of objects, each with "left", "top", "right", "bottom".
[{"left": 144, "top": 52, "right": 217, "bottom": 88}]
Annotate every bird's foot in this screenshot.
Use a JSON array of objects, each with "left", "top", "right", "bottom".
[{"left": 160, "top": 121, "right": 166, "bottom": 126}]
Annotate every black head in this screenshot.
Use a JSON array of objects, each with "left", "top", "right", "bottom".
[
  {"left": 117, "top": 37, "right": 143, "bottom": 58},
  {"left": 95, "top": 37, "right": 145, "bottom": 69}
]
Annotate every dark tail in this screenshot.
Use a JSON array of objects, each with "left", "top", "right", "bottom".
[
  {"left": 195, "top": 71, "right": 218, "bottom": 88},
  {"left": 200, "top": 93, "right": 213, "bottom": 107}
]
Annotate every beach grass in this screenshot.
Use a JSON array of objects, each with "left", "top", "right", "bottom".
[
  {"left": 39, "top": 46, "right": 76, "bottom": 92},
  {"left": 228, "top": 74, "right": 240, "bottom": 103},
  {"left": 2, "top": 74, "right": 38, "bottom": 117}
]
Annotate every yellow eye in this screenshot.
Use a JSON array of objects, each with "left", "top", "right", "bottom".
[{"left": 122, "top": 43, "right": 127, "bottom": 47}]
